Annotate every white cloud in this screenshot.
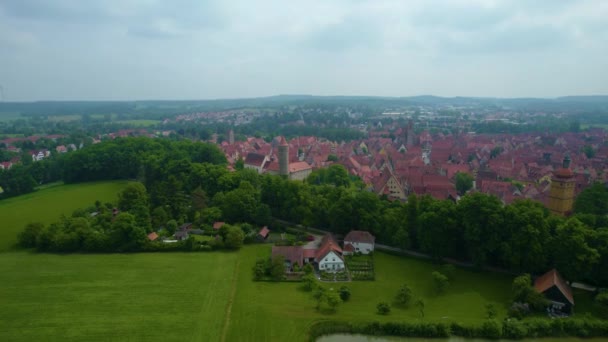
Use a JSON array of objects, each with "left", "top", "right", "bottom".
[{"left": 0, "top": 0, "right": 606, "bottom": 100}]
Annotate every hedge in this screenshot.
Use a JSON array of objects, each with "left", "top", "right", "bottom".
[{"left": 308, "top": 318, "right": 608, "bottom": 341}]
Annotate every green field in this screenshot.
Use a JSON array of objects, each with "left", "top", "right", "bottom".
[
  {"left": 0, "top": 251, "right": 237, "bottom": 342},
  {"left": 0, "top": 111, "right": 22, "bottom": 121},
  {"left": 116, "top": 119, "right": 160, "bottom": 127},
  {"left": 0, "top": 181, "right": 131, "bottom": 251},
  {"left": 0, "top": 244, "right": 599, "bottom": 342},
  {"left": 48, "top": 114, "right": 82, "bottom": 122},
  {"left": 581, "top": 124, "right": 608, "bottom": 130}
]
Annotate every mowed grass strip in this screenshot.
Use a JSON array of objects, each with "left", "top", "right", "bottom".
[
  {"left": 0, "top": 251, "right": 237, "bottom": 342},
  {"left": 0, "top": 181, "right": 131, "bottom": 251}
]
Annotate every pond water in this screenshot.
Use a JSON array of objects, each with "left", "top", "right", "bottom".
[{"left": 317, "top": 334, "right": 608, "bottom": 342}]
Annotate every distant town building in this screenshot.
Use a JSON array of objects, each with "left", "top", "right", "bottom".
[{"left": 548, "top": 156, "right": 575, "bottom": 216}]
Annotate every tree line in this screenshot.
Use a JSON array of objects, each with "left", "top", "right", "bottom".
[{"left": 11, "top": 137, "right": 608, "bottom": 287}]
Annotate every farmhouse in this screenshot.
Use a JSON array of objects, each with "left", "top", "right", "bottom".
[
  {"left": 316, "top": 234, "right": 345, "bottom": 272},
  {"left": 270, "top": 233, "right": 345, "bottom": 273},
  {"left": 343, "top": 230, "right": 375, "bottom": 255},
  {"left": 534, "top": 269, "right": 574, "bottom": 314}
]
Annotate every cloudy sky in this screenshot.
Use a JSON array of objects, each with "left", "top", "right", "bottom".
[{"left": 0, "top": 0, "right": 607, "bottom": 101}]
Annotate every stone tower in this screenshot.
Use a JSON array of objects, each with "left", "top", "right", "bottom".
[
  {"left": 278, "top": 136, "right": 289, "bottom": 177},
  {"left": 228, "top": 129, "right": 234, "bottom": 145},
  {"left": 548, "top": 156, "right": 575, "bottom": 216}
]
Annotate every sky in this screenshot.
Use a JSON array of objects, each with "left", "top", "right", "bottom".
[{"left": 0, "top": 0, "right": 607, "bottom": 101}]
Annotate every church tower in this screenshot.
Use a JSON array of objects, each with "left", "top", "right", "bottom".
[
  {"left": 548, "top": 156, "right": 575, "bottom": 216},
  {"left": 278, "top": 136, "right": 289, "bottom": 177}
]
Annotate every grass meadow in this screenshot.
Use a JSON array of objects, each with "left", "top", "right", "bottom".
[
  {"left": 116, "top": 119, "right": 160, "bottom": 127},
  {"left": 0, "top": 181, "right": 131, "bottom": 251},
  {"left": 0, "top": 111, "right": 22, "bottom": 121},
  {"left": 0, "top": 182, "right": 600, "bottom": 341}
]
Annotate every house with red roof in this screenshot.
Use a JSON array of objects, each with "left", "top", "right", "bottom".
[
  {"left": 534, "top": 269, "right": 574, "bottom": 314},
  {"left": 343, "top": 230, "right": 375, "bottom": 255},
  {"left": 272, "top": 245, "right": 304, "bottom": 271},
  {"left": 315, "top": 234, "right": 345, "bottom": 272},
  {"left": 244, "top": 152, "right": 269, "bottom": 174},
  {"left": 257, "top": 226, "right": 270, "bottom": 242}
]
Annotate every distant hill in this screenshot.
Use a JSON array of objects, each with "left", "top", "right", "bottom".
[{"left": 1, "top": 94, "right": 607, "bottom": 116}]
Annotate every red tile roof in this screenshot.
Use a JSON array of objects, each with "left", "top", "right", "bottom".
[
  {"left": 344, "top": 230, "right": 375, "bottom": 244},
  {"left": 147, "top": 232, "right": 159, "bottom": 241},
  {"left": 213, "top": 222, "right": 225, "bottom": 230},
  {"left": 289, "top": 161, "right": 312, "bottom": 173},
  {"left": 534, "top": 269, "right": 574, "bottom": 305},
  {"left": 258, "top": 226, "right": 270, "bottom": 238},
  {"left": 272, "top": 246, "right": 303, "bottom": 267}
]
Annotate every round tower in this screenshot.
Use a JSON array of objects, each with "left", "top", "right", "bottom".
[
  {"left": 548, "top": 155, "right": 575, "bottom": 216},
  {"left": 278, "top": 136, "right": 289, "bottom": 177}
]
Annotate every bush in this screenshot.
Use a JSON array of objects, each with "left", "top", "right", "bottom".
[
  {"left": 440, "top": 264, "right": 456, "bottom": 280},
  {"left": 508, "top": 302, "right": 530, "bottom": 319},
  {"left": 301, "top": 273, "right": 316, "bottom": 291},
  {"left": 431, "top": 271, "right": 449, "bottom": 294},
  {"left": 502, "top": 319, "right": 528, "bottom": 339},
  {"left": 18, "top": 222, "right": 45, "bottom": 248},
  {"left": 303, "top": 263, "right": 314, "bottom": 274},
  {"left": 480, "top": 319, "right": 502, "bottom": 339},
  {"left": 595, "top": 291, "right": 608, "bottom": 318},
  {"left": 339, "top": 286, "right": 351, "bottom": 301},
  {"left": 377, "top": 302, "right": 391, "bottom": 315},
  {"left": 394, "top": 284, "right": 412, "bottom": 307}
]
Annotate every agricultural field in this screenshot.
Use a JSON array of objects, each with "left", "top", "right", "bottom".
[
  {"left": 0, "top": 181, "right": 131, "bottom": 251},
  {"left": 48, "top": 114, "right": 81, "bottom": 122},
  {"left": 581, "top": 123, "right": 608, "bottom": 130},
  {"left": 346, "top": 254, "right": 375, "bottom": 281},
  {"left": 0, "top": 111, "right": 22, "bottom": 121},
  {"left": 0, "top": 251, "right": 237, "bottom": 342},
  {"left": 116, "top": 119, "right": 160, "bottom": 127}
]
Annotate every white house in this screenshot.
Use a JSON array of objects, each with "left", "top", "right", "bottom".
[
  {"left": 318, "top": 249, "right": 344, "bottom": 272},
  {"left": 343, "top": 230, "right": 375, "bottom": 255},
  {"left": 315, "top": 234, "right": 345, "bottom": 272}
]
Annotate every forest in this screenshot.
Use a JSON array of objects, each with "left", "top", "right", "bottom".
[{"left": 9, "top": 137, "right": 608, "bottom": 287}]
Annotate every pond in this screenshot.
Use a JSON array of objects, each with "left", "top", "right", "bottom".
[{"left": 317, "top": 335, "right": 608, "bottom": 342}]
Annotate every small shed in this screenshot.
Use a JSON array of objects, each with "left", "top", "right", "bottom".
[
  {"left": 213, "top": 222, "right": 225, "bottom": 230},
  {"left": 534, "top": 269, "right": 574, "bottom": 314},
  {"left": 257, "top": 226, "right": 270, "bottom": 242},
  {"left": 147, "top": 232, "right": 159, "bottom": 241},
  {"left": 174, "top": 231, "right": 189, "bottom": 241}
]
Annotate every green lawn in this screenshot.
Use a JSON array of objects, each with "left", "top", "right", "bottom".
[
  {"left": 116, "top": 119, "right": 160, "bottom": 127},
  {"left": 226, "top": 246, "right": 513, "bottom": 342},
  {"left": 0, "top": 242, "right": 599, "bottom": 342},
  {"left": 0, "top": 181, "right": 131, "bottom": 251},
  {"left": 0, "top": 251, "right": 237, "bottom": 342}
]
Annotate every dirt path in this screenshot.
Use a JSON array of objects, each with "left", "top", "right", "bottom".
[{"left": 220, "top": 259, "right": 240, "bottom": 342}]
